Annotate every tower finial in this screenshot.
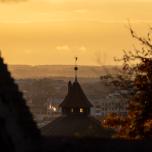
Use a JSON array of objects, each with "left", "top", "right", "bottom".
[{"left": 74, "top": 57, "right": 78, "bottom": 82}]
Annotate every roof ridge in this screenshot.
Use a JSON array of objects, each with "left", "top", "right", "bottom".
[{"left": 60, "top": 80, "right": 93, "bottom": 108}]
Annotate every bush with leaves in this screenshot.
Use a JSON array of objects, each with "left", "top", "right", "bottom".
[{"left": 103, "top": 26, "right": 152, "bottom": 140}]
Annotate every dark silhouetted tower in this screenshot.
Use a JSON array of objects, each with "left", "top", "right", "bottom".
[
  {"left": 60, "top": 80, "right": 93, "bottom": 116},
  {"left": 41, "top": 58, "right": 113, "bottom": 138}
]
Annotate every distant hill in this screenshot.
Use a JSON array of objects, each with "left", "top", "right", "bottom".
[{"left": 8, "top": 65, "right": 121, "bottom": 79}]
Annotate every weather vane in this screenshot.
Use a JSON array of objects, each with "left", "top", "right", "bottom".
[{"left": 74, "top": 57, "right": 78, "bottom": 81}]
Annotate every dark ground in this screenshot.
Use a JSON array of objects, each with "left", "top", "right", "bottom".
[{"left": 42, "top": 137, "right": 152, "bottom": 152}]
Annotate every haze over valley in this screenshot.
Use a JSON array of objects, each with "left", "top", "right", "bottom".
[{"left": 9, "top": 64, "right": 121, "bottom": 79}]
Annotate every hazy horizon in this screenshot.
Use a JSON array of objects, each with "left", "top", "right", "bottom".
[{"left": 8, "top": 63, "right": 121, "bottom": 66}]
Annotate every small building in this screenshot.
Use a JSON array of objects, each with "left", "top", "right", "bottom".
[
  {"left": 92, "top": 96, "right": 128, "bottom": 117},
  {"left": 60, "top": 80, "right": 93, "bottom": 116},
  {"left": 41, "top": 62, "right": 113, "bottom": 138}
]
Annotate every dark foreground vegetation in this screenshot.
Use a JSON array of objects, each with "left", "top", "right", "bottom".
[{"left": 42, "top": 137, "right": 152, "bottom": 152}]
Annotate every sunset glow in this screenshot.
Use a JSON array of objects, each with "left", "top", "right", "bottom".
[{"left": 0, "top": 0, "right": 152, "bottom": 65}]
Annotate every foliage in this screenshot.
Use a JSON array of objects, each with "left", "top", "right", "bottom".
[{"left": 103, "top": 26, "right": 152, "bottom": 140}]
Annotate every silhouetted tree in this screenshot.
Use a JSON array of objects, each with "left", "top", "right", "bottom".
[
  {"left": 103, "top": 26, "right": 152, "bottom": 140},
  {"left": 0, "top": 56, "right": 42, "bottom": 151}
]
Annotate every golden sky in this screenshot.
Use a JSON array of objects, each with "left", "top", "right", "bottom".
[{"left": 0, "top": 0, "right": 152, "bottom": 65}]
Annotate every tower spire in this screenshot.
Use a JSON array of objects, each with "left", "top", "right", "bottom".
[{"left": 74, "top": 57, "right": 78, "bottom": 82}]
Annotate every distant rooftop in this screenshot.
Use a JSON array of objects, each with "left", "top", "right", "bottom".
[{"left": 60, "top": 80, "right": 93, "bottom": 108}]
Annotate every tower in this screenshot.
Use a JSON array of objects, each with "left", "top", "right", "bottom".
[
  {"left": 41, "top": 58, "right": 113, "bottom": 138},
  {"left": 59, "top": 57, "right": 93, "bottom": 115}
]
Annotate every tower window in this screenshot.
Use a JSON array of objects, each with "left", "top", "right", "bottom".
[{"left": 80, "top": 108, "right": 83, "bottom": 113}]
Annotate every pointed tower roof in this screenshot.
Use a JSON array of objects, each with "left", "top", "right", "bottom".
[
  {"left": 60, "top": 80, "right": 93, "bottom": 108},
  {"left": 0, "top": 54, "right": 41, "bottom": 151},
  {"left": 60, "top": 57, "right": 93, "bottom": 108}
]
